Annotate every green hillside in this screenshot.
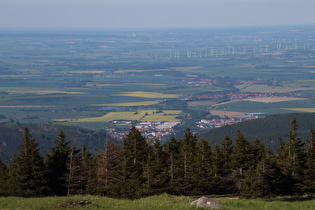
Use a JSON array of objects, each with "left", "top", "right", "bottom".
[
  {"left": 0, "top": 123, "right": 107, "bottom": 164},
  {"left": 198, "top": 112, "right": 315, "bottom": 150}
]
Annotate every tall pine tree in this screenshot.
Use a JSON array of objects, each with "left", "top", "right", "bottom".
[
  {"left": 277, "top": 118, "right": 305, "bottom": 194},
  {"left": 178, "top": 128, "right": 198, "bottom": 195},
  {"left": 195, "top": 138, "right": 214, "bottom": 195},
  {"left": 66, "top": 145, "right": 82, "bottom": 196},
  {"left": 303, "top": 128, "right": 315, "bottom": 193},
  {"left": 97, "top": 139, "right": 122, "bottom": 197},
  {"left": 46, "top": 130, "right": 70, "bottom": 196},
  {"left": 0, "top": 158, "right": 8, "bottom": 195},
  {"left": 164, "top": 136, "right": 182, "bottom": 194},
  {"left": 120, "top": 126, "right": 148, "bottom": 198},
  {"left": 9, "top": 128, "right": 47, "bottom": 196},
  {"left": 229, "top": 130, "right": 252, "bottom": 193},
  {"left": 143, "top": 139, "right": 168, "bottom": 195}
]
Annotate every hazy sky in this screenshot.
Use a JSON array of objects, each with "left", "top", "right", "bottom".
[{"left": 1, "top": 0, "right": 314, "bottom": 29}]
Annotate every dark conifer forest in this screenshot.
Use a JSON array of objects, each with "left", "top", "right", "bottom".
[{"left": 0, "top": 119, "right": 314, "bottom": 199}]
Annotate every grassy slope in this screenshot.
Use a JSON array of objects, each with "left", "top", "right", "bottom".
[{"left": 0, "top": 194, "right": 314, "bottom": 210}]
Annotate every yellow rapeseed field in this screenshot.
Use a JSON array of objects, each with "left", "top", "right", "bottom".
[
  {"left": 91, "top": 101, "right": 159, "bottom": 106},
  {"left": 115, "top": 91, "right": 179, "bottom": 98}
]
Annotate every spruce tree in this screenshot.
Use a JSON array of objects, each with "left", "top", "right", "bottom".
[
  {"left": 212, "top": 141, "right": 233, "bottom": 194},
  {"left": 164, "top": 136, "right": 180, "bottom": 183},
  {"left": 143, "top": 139, "right": 168, "bottom": 195},
  {"left": 212, "top": 144, "right": 223, "bottom": 178},
  {"left": 46, "top": 130, "right": 70, "bottom": 196},
  {"left": 0, "top": 158, "right": 8, "bottom": 195},
  {"left": 66, "top": 145, "right": 82, "bottom": 196},
  {"left": 231, "top": 130, "right": 252, "bottom": 170},
  {"left": 195, "top": 138, "right": 214, "bottom": 195},
  {"left": 220, "top": 135, "right": 233, "bottom": 176},
  {"left": 164, "top": 136, "right": 182, "bottom": 194},
  {"left": 178, "top": 128, "right": 198, "bottom": 195},
  {"left": 230, "top": 130, "right": 252, "bottom": 193},
  {"left": 277, "top": 118, "right": 305, "bottom": 194},
  {"left": 251, "top": 138, "right": 266, "bottom": 167},
  {"left": 242, "top": 149, "right": 285, "bottom": 198},
  {"left": 9, "top": 128, "right": 47, "bottom": 196},
  {"left": 303, "top": 128, "right": 315, "bottom": 193},
  {"left": 121, "top": 126, "right": 148, "bottom": 198},
  {"left": 80, "top": 145, "right": 95, "bottom": 195},
  {"left": 97, "top": 139, "right": 122, "bottom": 197},
  {"left": 180, "top": 128, "right": 197, "bottom": 179}
]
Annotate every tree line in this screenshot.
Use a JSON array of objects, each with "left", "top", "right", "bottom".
[{"left": 0, "top": 118, "right": 314, "bottom": 199}]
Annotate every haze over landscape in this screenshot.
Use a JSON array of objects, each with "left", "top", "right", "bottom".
[
  {"left": 1, "top": 0, "right": 315, "bottom": 207},
  {"left": 1, "top": 0, "right": 315, "bottom": 28}
]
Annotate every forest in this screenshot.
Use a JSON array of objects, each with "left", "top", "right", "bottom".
[{"left": 0, "top": 118, "right": 314, "bottom": 199}]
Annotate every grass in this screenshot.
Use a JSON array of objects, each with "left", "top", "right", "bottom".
[
  {"left": 0, "top": 194, "right": 196, "bottom": 210},
  {"left": 54, "top": 110, "right": 182, "bottom": 122},
  {"left": 215, "top": 195, "right": 315, "bottom": 210},
  {"left": 0, "top": 194, "right": 314, "bottom": 210}
]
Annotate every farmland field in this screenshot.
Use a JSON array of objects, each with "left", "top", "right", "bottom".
[
  {"left": 92, "top": 101, "right": 159, "bottom": 106},
  {"left": 1, "top": 26, "right": 315, "bottom": 133},
  {"left": 282, "top": 108, "right": 315, "bottom": 112},
  {"left": 115, "top": 91, "right": 179, "bottom": 98},
  {"left": 243, "top": 97, "right": 308, "bottom": 103},
  {"left": 55, "top": 110, "right": 181, "bottom": 122}
]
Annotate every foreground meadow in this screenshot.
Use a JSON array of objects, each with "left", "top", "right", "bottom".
[{"left": 0, "top": 194, "right": 314, "bottom": 210}]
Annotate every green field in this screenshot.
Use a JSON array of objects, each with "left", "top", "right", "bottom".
[{"left": 0, "top": 195, "right": 313, "bottom": 210}]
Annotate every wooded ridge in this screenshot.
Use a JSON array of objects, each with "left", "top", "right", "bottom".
[{"left": 0, "top": 118, "right": 314, "bottom": 198}]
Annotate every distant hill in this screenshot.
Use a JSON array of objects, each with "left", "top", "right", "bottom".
[
  {"left": 0, "top": 123, "right": 107, "bottom": 164},
  {"left": 198, "top": 112, "right": 315, "bottom": 150}
]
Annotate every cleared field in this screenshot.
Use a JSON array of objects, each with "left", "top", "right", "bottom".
[
  {"left": 115, "top": 69, "right": 167, "bottom": 73},
  {"left": 91, "top": 101, "right": 159, "bottom": 107},
  {"left": 0, "top": 75, "right": 39, "bottom": 78},
  {"left": 0, "top": 88, "right": 86, "bottom": 95},
  {"left": 282, "top": 108, "right": 315, "bottom": 112},
  {"left": 186, "top": 75, "right": 199, "bottom": 77},
  {"left": 174, "top": 66, "right": 207, "bottom": 74},
  {"left": 211, "top": 110, "right": 245, "bottom": 118},
  {"left": 212, "top": 100, "right": 240, "bottom": 106},
  {"left": 235, "top": 84, "right": 311, "bottom": 93},
  {"left": 54, "top": 110, "right": 182, "bottom": 122},
  {"left": 69, "top": 71, "right": 106, "bottom": 74},
  {"left": 188, "top": 101, "right": 217, "bottom": 106},
  {"left": 243, "top": 97, "right": 308, "bottom": 103},
  {"left": 115, "top": 91, "right": 179, "bottom": 98},
  {"left": 142, "top": 112, "right": 180, "bottom": 122}
]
